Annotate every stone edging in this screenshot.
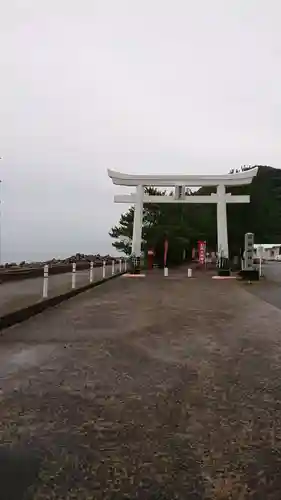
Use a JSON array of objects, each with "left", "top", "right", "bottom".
[{"left": 0, "top": 273, "right": 124, "bottom": 331}]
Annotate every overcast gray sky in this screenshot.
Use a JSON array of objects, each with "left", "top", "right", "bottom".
[{"left": 0, "top": 0, "right": 280, "bottom": 262}]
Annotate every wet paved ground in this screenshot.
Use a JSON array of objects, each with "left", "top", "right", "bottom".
[
  {"left": 0, "top": 264, "right": 114, "bottom": 316},
  {"left": 247, "top": 262, "right": 281, "bottom": 310},
  {"left": 262, "top": 261, "right": 281, "bottom": 284},
  {"left": 1, "top": 268, "right": 281, "bottom": 498}
]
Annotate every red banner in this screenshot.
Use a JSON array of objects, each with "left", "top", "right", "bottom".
[
  {"left": 198, "top": 240, "right": 206, "bottom": 265},
  {"left": 164, "top": 239, "right": 169, "bottom": 267}
]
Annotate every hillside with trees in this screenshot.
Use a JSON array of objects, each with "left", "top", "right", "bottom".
[{"left": 109, "top": 166, "right": 281, "bottom": 264}]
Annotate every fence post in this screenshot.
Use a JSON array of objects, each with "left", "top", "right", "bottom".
[
  {"left": 119, "top": 259, "right": 122, "bottom": 273},
  {"left": 90, "top": 261, "right": 94, "bottom": 283},
  {"left": 43, "top": 264, "right": 49, "bottom": 298},
  {"left": 103, "top": 260, "right": 106, "bottom": 279},
  {"left": 112, "top": 259, "right": 115, "bottom": 275},
  {"left": 72, "top": 263, "right": 76, "bottom": 289},
  {"left": 125, "top": 259, "right": 127, "bottom": 273}
]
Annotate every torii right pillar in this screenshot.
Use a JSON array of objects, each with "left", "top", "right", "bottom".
[{"left": 216, "top": 184, "right": 229, "bottom": 259}]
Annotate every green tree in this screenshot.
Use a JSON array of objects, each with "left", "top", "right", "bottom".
[
  {"left": 109, "top": 187, "right": 165, "bottom": 256},
  {"left": 109, "top": 207, "right": 134, "bottom": 256},
  {"left": 109, "top": 187, "right": 192, "bottom": 264}
]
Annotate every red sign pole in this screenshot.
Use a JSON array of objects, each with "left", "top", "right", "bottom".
[
  {"left": 164, "top": 239, "right": 169, "bottom": 267},
  {"left": 198, "top": 240, "right": 206, "bottom": 265},
  {"left": 147, "top": 249, "right": 154, "bottom": 270}
]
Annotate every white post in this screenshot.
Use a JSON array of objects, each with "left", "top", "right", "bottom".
[
  {"left": 112, "top": 259, "right": 115, "bottom": 275},
  {"left": 132, "top": 185, "right": 144, "bottom": 257},
  {"left": 42, "top": 264, "right": 49, "bottom": 298},
  {"left": 188, "top": 268, "right": 192, "bottom": 278},
  {"left": 217, "top": 184, "right": 229, "bottom": 259},
  {"left": 103, "top": 260, "right": 106, "bottom": 279},
  {"left": 257, "top": 245, "right": 263, "bottom": 277},
  {"left": 72, "top": 263, "right": 76, "bottom": 289},
  {"left": 164, "top": 267, "right": 169, "bottom": 277},
  {"left": 119, "top": 259, "right": 122, "bottom": 273},
  {"left": 90, "top": 261, "right": 94, "bottom": 283}
]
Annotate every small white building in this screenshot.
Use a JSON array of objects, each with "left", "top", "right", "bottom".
[{"left": 254, "top": 244, "right": 281, "bottom": 261}]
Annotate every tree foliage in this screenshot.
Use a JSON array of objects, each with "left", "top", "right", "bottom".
[{"left": 109, "top": 165, "right": 281, "bottom": 263}]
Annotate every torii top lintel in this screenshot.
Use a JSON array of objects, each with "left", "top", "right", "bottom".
[{"left": 107, "top": 168, "right": 258, "bottom": 187}]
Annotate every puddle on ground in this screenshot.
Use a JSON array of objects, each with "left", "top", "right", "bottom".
[
  {"left": 0, "top": 446, "right": 41, "bottom": 500},
  {"left": 0, "top": 344, "right": 57, "bottom": 378}
]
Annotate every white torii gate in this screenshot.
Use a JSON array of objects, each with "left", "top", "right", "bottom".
[{"left": 108, "top": 168, "right": 258, "bottom": 259}]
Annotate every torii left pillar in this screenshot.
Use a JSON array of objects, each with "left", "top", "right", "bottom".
[
  {"left": 132, "top": 185, "right": 144, "bottom": 257},
  {"left": 216, "top": 184, "right": 229, "bottom": 259}
]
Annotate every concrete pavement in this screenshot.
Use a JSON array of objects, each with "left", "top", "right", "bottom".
[
  {"left": 1, "top": 269, "right": 281, "bottom": 498},
  {"left": 262, "top": 261, "right": 281, "bottom": 283},
  {"left": 248, "top": 261, "right": 281, "bottom": 310}
]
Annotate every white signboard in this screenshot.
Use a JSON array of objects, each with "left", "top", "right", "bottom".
[{"left": 256, "top": 245, "right": 264, "bottom": 259}]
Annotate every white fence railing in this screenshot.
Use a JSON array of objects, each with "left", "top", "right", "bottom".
[
  {"left": 41, "top": 260, "right": 127, "bottom": 299},
  {"left": 0, "top": 260, "right": 129, "bottom": 318},
  {"left": 0, "top": 260, "right": 129, "bottom": 317}
]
